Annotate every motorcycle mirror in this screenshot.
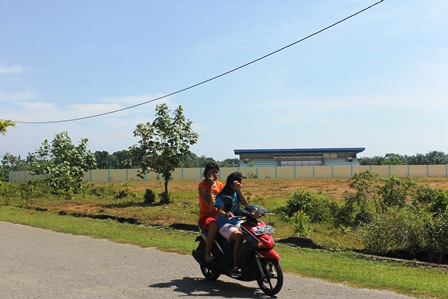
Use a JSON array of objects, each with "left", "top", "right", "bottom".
[{"left": 221, "top": 195, "right": 233, "bottom": 205}]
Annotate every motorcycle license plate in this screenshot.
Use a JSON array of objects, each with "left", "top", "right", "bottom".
[{"left": 253, "top": 225, "right": 274, "bottom": 235}]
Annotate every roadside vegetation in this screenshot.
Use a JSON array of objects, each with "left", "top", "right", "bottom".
[
  {"left": 1, "top": 175, "right": 448, "bottom": 298},
  {"left": 2, "top": 105, "right": 448, "bottom": 297}
]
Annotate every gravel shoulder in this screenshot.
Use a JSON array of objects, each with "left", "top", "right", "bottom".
[{"left": 0, "top": 221, "right": 414, "bottom": 299}]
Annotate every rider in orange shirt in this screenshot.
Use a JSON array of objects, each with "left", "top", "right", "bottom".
[{"left": 198, "top": 162, "right": 223, "bottom": 263}]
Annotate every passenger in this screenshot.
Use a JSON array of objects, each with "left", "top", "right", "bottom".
[
  {"left": 198, "top": 162, "right": 223, "bottom": 264},
  {"left": 214, "top": 171, "right": 248, "bottom": 278}
]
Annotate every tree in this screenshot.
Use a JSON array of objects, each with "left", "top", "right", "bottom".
[
  {"left": 0, "top": 120, "right": 15, "bottom": 135},
  {"left": 219, "top": 158, "right": 240, "bottom": 167},
  {"left": 425, "top": 151, "right": 448, "bottom": 165},
  {"left": 133, "top": 104, "right": 198, "bottom": 202},
  {"left": 29, "top": 131, "right": 96, "bottom": 196},
  {"left": 94, "top": 151, "right": 118, "bottom": 169},
  {"left": 358, "top": 156, "right": 385, "bottom": 165},
  {"left": 1, "top": 153, "right": 29, "bottom": 182},
  {"left": 112, "top": 150, "right": 138, "bottom": 168},
  {"left": 181, "top": 152, "right": 215, "bottom": 168},
  {"left": 382, "top": 153, "right": 407, "bottom": 165}
]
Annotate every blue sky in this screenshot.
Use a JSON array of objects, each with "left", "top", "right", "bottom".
[{"left": 1, "top": 0, "right": 447, "bottom": 161}]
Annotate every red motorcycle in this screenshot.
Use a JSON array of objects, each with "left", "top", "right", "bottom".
[{"left": 192, "top": 204, "right": 283, "bottom": 296}]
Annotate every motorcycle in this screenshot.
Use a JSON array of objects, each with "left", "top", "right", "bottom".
[{"left": 192, "top": 202, "right": 283, "bottom": 296}]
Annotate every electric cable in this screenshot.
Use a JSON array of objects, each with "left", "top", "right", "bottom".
[{"left": 5, "top": 0, "right": 383, "bottom": 124}]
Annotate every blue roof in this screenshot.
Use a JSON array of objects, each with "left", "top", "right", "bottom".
[{"left": 234, "top": 147, "right": 365, "bottom": 154}]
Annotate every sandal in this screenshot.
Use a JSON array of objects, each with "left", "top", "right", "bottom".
[{"left": 231, "top": 267, "right": 241, "bottom": 278}]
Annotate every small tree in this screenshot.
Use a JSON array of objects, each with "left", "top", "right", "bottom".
[
  {"left": 30, "top": 131, "right": 96, "bottom": 196},
  {"left": 132, "top": 104, "right": 198, "bottom": 203}
]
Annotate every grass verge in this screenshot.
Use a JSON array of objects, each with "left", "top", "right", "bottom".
[{"left": 1, "top": 206, "right": 447, "bottom": 298}]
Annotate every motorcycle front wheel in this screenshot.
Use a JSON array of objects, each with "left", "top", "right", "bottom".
[
  {"left": 200, "top": 265, "right": 221, "bottom": 281},
  {"left": 256, "top": 258, "right": 283, "bottom": 296}
]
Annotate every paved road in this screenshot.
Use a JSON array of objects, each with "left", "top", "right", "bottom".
[{"left": 0, "top": 221, "right": 414, "bottom": 299}]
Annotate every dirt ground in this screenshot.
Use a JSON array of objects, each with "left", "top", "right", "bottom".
[{"left": 125, "top": 176, "right": 448, "bottom": 201}]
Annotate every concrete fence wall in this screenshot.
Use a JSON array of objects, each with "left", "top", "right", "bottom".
[{"left": 9, "top": 165, "right": 448, "bottom": 183}]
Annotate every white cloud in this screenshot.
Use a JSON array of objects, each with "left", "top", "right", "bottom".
[
  {"left": 0, "top": 90, "right": 38, "bottom": 103},
  {"left": 0, "top": 64, "right": 26, "bottom": 74},
  {"left": 18, "top": 101, "right": 58, "bottom": 111}
]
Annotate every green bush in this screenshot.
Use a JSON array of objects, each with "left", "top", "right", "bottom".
[
  {"left": 0, "top": 180, "right": 51, "bottom": 207},
  {"left": 143, "top": 189, "right": 156, "bottom": 204},
  {"left": 361, "top": 206, "right": 429, "bottom": 255},
  {"left": 87, "top": 184, "right": 117, "bottom": 197},
  {"left": 275, "top": 188, "right": 339, "bottom": 224},
  {"left": 159, "top": 191, "right": 171, "bottom": 205},
  {"left": 114, "top": 183, "right": 134, "bottom": 199},
  {"left": 429, "top": 189, "right": 448, "bottom": 214},
  {"left": 334, "top": 201, "right": 356, "bottom": 227},
  {"left": 378, "top": 176, "right": 416, "bottom": 209},
  {"left": 414, "top": 185, "right": 438, "bottom": 204},
  {"left": 424, "top": 211, "right": 448, "bottom": 263}
]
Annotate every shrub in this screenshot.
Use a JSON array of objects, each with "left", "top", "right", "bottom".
[
  {"left": 378, "top": 176, "right": 416, "bottom": 210},
  {"left": 424, "top": 211, "right": 448, "bottom": 263},
  {"left": 334, "top": 201, "right": 356, "bottom": 227},
  {"left": 115, "top": 183, "right": 134, "bottom": 199},
  {"left": 159, "top": 191, "right": 171, "bottom": 205},
  {"left": 292, "top": 210, "right": 311, "bottom": 237},
  {"left": 275, "top": 188, "right": 338, "bottom": 224},
  {"left": 88, "top": 184, "right": 117, "bottom": 197},
  {"left": 345, "top": 170, "right": 381, "bottom": 214},
  {"left": 361, "top": 206, "right": 430, "bottom": 257},
  {"left": 143, "top": 189, "right": 156, "bottom": 204},
  {"left": 0, "top": 180, "right": 51, "bottom": 207},
  {"left": 414, "top": 185, "right": 438, "bottom": 205},
  {"left": 429, "top": 189, "right": 448, "bottom": 214}
]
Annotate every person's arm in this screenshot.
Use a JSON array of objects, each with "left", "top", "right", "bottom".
[
  {"left": 199, "top": 174, "right": 216, "bottom": 206},
  {"left": 217, "top": 207, "right": 233, "bottom": 218},
  {"left": 215, "top": 197, "right": 232, "bottom": 218},
  {"left": 233, "top": 181, "right": 248, "bottom": 207}
]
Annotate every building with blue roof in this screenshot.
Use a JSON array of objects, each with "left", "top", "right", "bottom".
[{"left": 234, "top": 147, "right": 365, "bottom": 167}]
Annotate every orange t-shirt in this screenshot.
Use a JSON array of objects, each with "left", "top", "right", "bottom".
[{"left": 198, "top": 179, "right": 223, "bottom": 220}]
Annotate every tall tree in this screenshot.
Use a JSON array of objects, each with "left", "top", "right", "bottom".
[
  {"left": 29, "top": 131, "right": 96, "bottom": 196},
  {"left": 132, "top": 104, "right": 198, "bottom": 202}
]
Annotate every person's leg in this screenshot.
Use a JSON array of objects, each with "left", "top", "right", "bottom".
[
  {"left": 205, "top": 220, "right": 218, "bottom": 263},
  {"left": 231, "top": 232, "right": 243, "bottom": 270}
]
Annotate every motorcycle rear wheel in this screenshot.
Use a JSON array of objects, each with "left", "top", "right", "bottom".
[
  {"left": 256, "top": 258, "right": 283, "bottom": 296},
  {"left": 200, "top": 265, "right": 221, "bottom": 281}
]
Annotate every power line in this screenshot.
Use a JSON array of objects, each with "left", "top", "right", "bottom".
[{"left": 7, "top": 0, "right": 383, "bottom": 124}]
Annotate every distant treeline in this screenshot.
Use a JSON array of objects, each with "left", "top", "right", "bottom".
[
  {"left": 0, "top": 150, "right": 239, "bottom": 181},
  {"left": 92, "top": 150, "right": 239, "bottom": 169},
  {"left": 358, "top": 151, "right": 448, "bottom": 165},
  {"left": 2, "top": 150, "right": 448, "bottom": 182}
]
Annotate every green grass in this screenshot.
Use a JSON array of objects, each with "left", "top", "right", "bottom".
[{"left": 1, "top": 206, "right": 447, "bottom": 299}]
